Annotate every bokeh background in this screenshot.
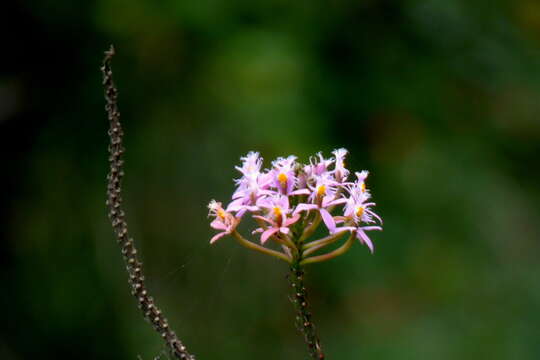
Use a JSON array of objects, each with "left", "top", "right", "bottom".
[{"left": 2, "top": 1, "right": 540, "bottom": 359}]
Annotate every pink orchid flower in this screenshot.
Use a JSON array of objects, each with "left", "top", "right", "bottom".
[
  {"left": 254, "top": 195, "right": 300, "bottom": 244},
  {"left": 208, "top": 200, "right": 239, "bottom": 244},
  {"left": 342, "top": 173, "right": 383, "bottom": 252},
  {"left": 294, "top": 173, "right": 347, "bottom": 233}
]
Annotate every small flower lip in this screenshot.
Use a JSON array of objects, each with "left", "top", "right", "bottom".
[
  {"left": 207, "top": 200, "right": 224, "bottom": 217},
  {"left": 235, "top": 151, "right": 263, "bottom": 177},
  {"left": 308, "top": 152, "right": 334, "bottom": 177},
  {"left": 332, "top": 148, "right": 349, "bottom": 182}
]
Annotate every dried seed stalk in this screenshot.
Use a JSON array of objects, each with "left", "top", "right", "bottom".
[{"left": 102, "top": 45, "right": 195, "bottom": 360}]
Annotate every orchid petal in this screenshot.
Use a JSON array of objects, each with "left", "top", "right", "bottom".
[
  {"left": 336, "top": 226, "right": 356, "bottom": 232},
  {"left": 227, "top": 198, "right": 244, "bottom": 209},
  {"left": 282, "top": 196, "right": 290, "bottom": 210},
  {"left": 365, "top": 209, "right": 383, "bottom": 225},
  {"left": 210, "top": 232, "right": 227, "bottom": 244},
  {"left": 236, "top": 209, "right": 247, "bottom": 218},
  {"left": 261, "top": 228, "right": 279, "bottom": 244},
  {"left": 252, "top": 215, "right": 275, "bottom": 226},
  {"left": 361, "top": 226, "right": 382, "bottom": 231},
  {"left": 357, "top": 229, "right": 374, "bottom": 253},
  {"left": 324, "top": 197, "right": 348, "bottom": 207},
  {"left": 319, "top": 208, "right": 336, "bottom": 233},
  {"left": 291, "top": 189, "right": 311, "bottom": 196},
  {"left": 293, "top": 203, "right": 318, "bottom": 215},
  {"left": 210, "top": 220, "right": 227, "bottom": 230},
  {"left": 285, "top": 214, "right": 301, "bottom": 226},
  {"left": 356, "top": 171, "right": 369, "bottom": 182},
  {"left": 286, "top": 178, "right": 295, "bottom": 195}
]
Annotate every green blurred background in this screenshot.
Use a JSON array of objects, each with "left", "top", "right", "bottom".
[{"left": 2, "top": 0, "right": 540, "bottom": 359}]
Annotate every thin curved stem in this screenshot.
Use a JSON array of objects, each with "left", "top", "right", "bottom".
[
  {"left": 303, "top": 230, "right": 349, "bottom": 257},
  {"left": 299, "top": 212, "right": 321, "bottom": 242},
  {"left": 232, "top": 231, "right": 292, "bottom": 263},
  {"left": 301, "top": 233, "right": 355, "bottom": 265},
  {"left": 278, "top": 233, "right": 298, "bottom": 252},
  {"left": 303, "top": 229, "right": 349, "bottom": 250}
]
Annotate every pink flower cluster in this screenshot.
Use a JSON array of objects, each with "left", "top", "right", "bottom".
[{"left": 208, "top": 149, "right": 382, "bottom": 263}]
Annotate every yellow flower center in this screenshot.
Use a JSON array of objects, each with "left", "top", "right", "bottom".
[
  {"left": 317, "top": 184, "right": 326, "bottom": 197},
  {"left": 273, "top": 207, "right": 282, "bottom": 218},
  {"left": 277, "top": 173, "right": 288, "bottom": 185},
  {"left": 361, "top": 182, "right": 366, "bottom": 192},
  {"left": 217, "top": 209, "right": 226, "bottom": 219},
  {"left": 355, "top": 206, "right": 364, "bottom": 218}
]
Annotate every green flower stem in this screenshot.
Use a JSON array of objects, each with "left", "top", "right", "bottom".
[
  {"left": 232, "top": 231, "right": 292, "bottom": 263},
  {"left": 280, "top": 234, "right": 298, "bottom": 253},
  {"left": 303, "top": 229, "right": 349, "bottom": 250},
  {"left": 302, "top": 230, "right": 349, "bottom": 256},
  {"left": 299, "top": 212, "right": 321, "bottom": 242},
  {"left": 301, "top": 233, "right": 355, "bottom": 265}
]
